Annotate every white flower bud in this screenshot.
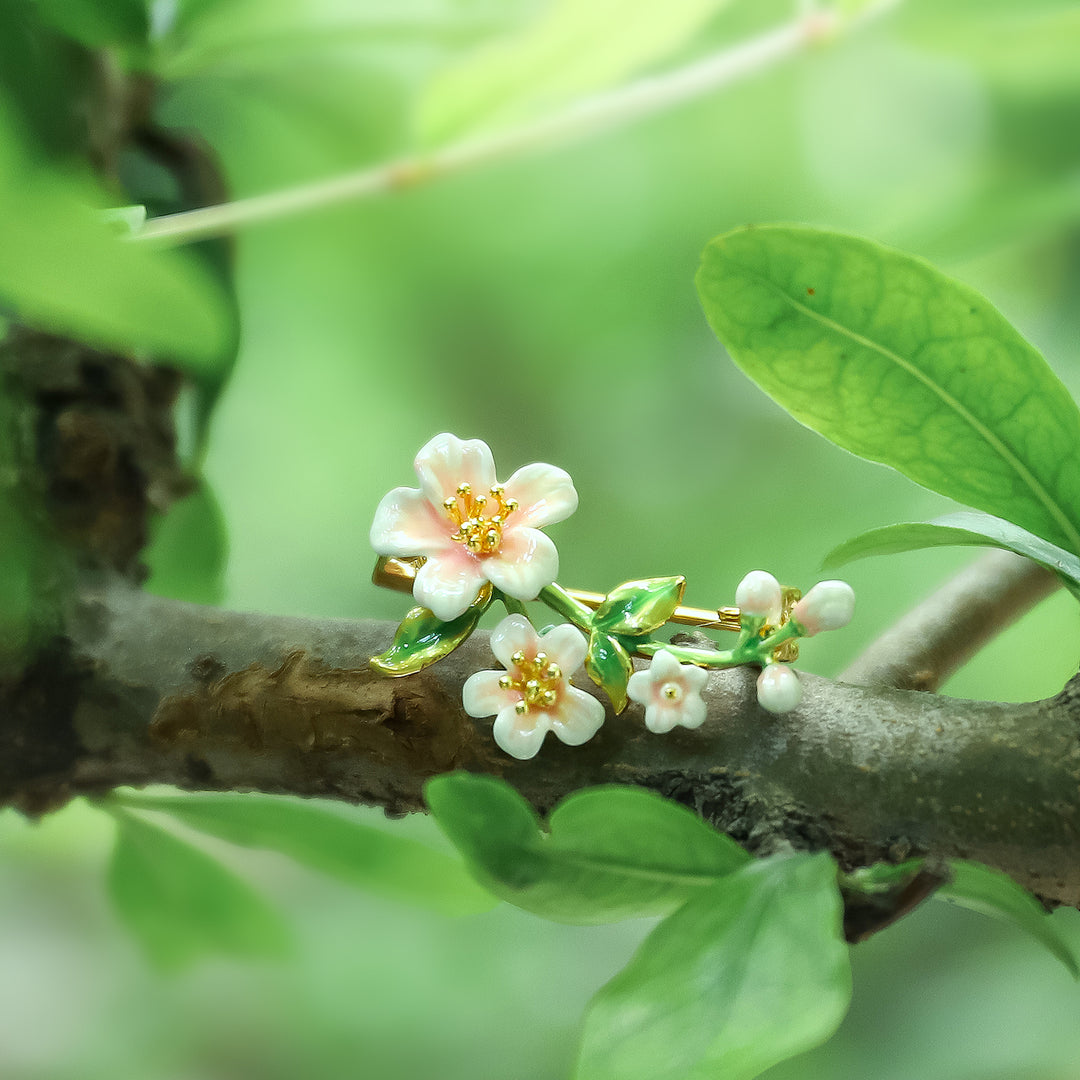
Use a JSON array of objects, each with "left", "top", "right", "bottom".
[
  {"left": 756, "top": 665, "right": 802, "bottom": 714},
  {"left": 735, "top": 569, "right": 783, "bottom": 622},
  {"left": 791, "top": 580, "right": 855, "bottom": 636}
]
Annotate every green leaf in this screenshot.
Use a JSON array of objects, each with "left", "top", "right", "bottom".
[
  {"left": 370, "top": 585, "right": 492, "bottom": 676},
  {"left": 938, "top": 860, "right": 1080, "bottom": 979},
  {"left": 0, "top": 98, "right": 231, "bottom": 367},
  {"left": 106, "top": 807, "right": 291, "bottom": 972},
  {"left": 417, "top": 0, "right": 734, "bottom": 145},
  {"left": 144, "top": 482, "right": 229, "bottom": 605},
  {"left": 585, "top": 630, "right": 634, "bottom": 714},
  {"left": 592, "top": 576, "right": 686, "bottom": 637},
  {"left": 696, "top": 225, "right": 1080, "bottom": 556},
  {"left": 426, "top": 773, "right": 749, "bottom": 924},
  {"left": 824, "top": 511, "right": 1080, "bottom": 600},
  {"left": 575, "top": 853, "right": 851, "bottom": 1080},
  {"left": 34, "top": 0, "right": 149, "bottom": 49},
  {"left": 114, "top": 790, "right": 495, "bottom": 917}
]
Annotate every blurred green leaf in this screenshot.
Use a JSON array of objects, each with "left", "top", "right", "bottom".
[
  {"left": 106, "top": 806, "right": 291, "bottom": 971},
  {"left": 592, "top": 576, "right": 686, "bottom": 637},
  {"left": 144, "top": 482, "right": 228, "bottom": 605},
  {"left": 0, "top": 98, "right": 231, "bottom": 367},
  {"left": 426, "top": 774, "right": 749, "bottom": 924},
  {"left": 417, "top": 0, "right": 734, "bottom": 145},
  {"left": 696, "top": 226, "right": 1080, "bottom": 555},
  {"left": 575, "top": 853, "right": 851, "bottom": 1080},
  {"left": 370, "top": 585, "right": 492, "bottom": 676},
  {"left": 938, "top": 860, "right": 1080, "bottom": 979},
  {"left": 115, "top": 790, "right": 495, "bottom": 916},
  {"left": 824, "top": 512, "right": 1080, "bottom": 600},
  {"left": 33, "top": 0, "right": 148, "bottom": 49},
  {"left": 585, "top": 630, "right": 633, "bottom": 714}
]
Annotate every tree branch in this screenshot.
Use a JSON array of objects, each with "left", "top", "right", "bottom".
[
  {"left": 840, "top": 550, "right": 1060, "bottom": 691},
  {"left": 4, "top": 576, "right": 1080, "bottom": 907}
]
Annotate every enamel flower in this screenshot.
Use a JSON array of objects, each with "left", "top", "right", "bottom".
[
  {"left": 626, "top": 648, "right": 709, "bottom": 734},
  {"left": 370, "top": 433, "right": 578, "bottom": 622},
  {"left": 462, "top": 614, "right": 604, "bottom": 760}
]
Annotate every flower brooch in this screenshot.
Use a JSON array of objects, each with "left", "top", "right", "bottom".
[{"left": 370, "top": 433, "right": 854, "bottom": 760}]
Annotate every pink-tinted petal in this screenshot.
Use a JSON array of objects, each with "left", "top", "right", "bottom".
[
  {"left": 538, "top": 624, "right": 588, "bottom": 674},
  {"left": 644, "top": 704, "right": 679, "bottom": 735},
  {"left": 413, "top": 549, "right": 487, "bottom": 622},
  {"left": 681, "top": 664, "right": 710, "bottom": 694},
  {"left": 504, "top": 462, "right": 578, "bottom": 529},
  {"left": 648, "top": 649, "right": 684, "bottom": 683},
  {"left": 550, "top": 686, "right": 605, "bottom": 747},
  {"left": 489, "top": 613, "right": 540, "bottom": 669},
  {"left": 462, "top": 670, "right": 519, "bottom": 719},
  {"left": 414, "top": 433, "right": 497, "bottom": 509},
  {"left": 675, "top": 694, "right": 707, "bottom": 730},
  {"left": 482, "top": 527, "right": 558, "bottom": 600},
  {"left": 370, "top": 486, "right": 456, "bottom": 556},
  {"left": 492, "top": 705, "right": 549, "bottom": 760}
]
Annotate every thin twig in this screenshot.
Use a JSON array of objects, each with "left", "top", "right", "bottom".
[
  {"left": 131, "top": 3, "right": 900, "bottom": 247},
  {"left": 839, "top": 549, "right": 1061, "bottom": 691}
]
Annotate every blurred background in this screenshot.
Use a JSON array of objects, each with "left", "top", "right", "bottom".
[{"left": 3, "top": 0, "right": 1080, "bottom": 1076}]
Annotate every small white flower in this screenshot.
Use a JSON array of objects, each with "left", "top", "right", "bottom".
[
  {"left": 462, "top": 614, "right": 604, "bottom": 760},
  {"left": 791, "top": 580, "right": 855, "bottom": 636},
  {"left": 370, "top": 433, "right": 578, "bottom": 622},
  {"left": 626, "top": 648, "right": 709, "bottom": 734},
  {"left": 756, "top": 664, "right": 802, "bottom": 714},
  {"left": 735, "top": 569, "right": 783, "bottom": 623}
]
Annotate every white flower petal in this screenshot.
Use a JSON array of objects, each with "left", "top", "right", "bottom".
[
  {"left": 493, "top": 705, "right": 549, "bottom": 760},
  {"left": 644, "top": 704, "right": 680, "bottom": 735},
  {"left": 626, "top": 667, "right": 653, "bottom": 707},
  {"left": 462, "top": 670, "right": 518, "bottom": 718},
  {"left": 504, "top": 462, "right": 578, "bottom": 529},
  {"left": 538, "top": 624, "right": 588, "bottom": 674},
  {"left": 735, "top": 570, "right": 783, "bottom": 622},
  {"left": 648, "top": 648, "right": 684, "bottom": 682},
  {"left": 489, "top": 614, "right": 539, "bottom": 669},
  {"left": 412, "top": 549, "right": 487, "bottom": 622},
  {"left": 675, "top": 693, "right": 707, "bottom": 730},
  {"left": 483, "top": 527, "right": 558, "bottom": 600},
  {"left": 414, "top": 433, "right": 497, "bottom": 509},
  {"left": 550, "top": 686, "right": 605, "bottom": 747},
  {"left": 370, "top": 486, "right": 455, "bottom": 556},
  {"left": 792, "top": 581, "right": 855, "bottom": 636},
  {"left": 681, "top": 663, "right": 710, "bottom": 694}
]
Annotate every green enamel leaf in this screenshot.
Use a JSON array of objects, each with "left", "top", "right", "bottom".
[
  {"left": 696, "top": 225, "right": 1080, "bottom": 556},
  {"left": 824, "top": 512, "right": 1080, "bottom": 600},
  {"left": 575, "top": 853, "right": 852, "bottom": 1080},
  {"left": 938, "top": 860, "right": 1080, "bottom": 979},
  {"left": 114, "top": 790, "right": 494, "bottom": 916},
  {"left": 585, "top": 630, "right": 634, "bottom": 713},
  {"left": 591, "top": 576, "right": 686, "bottom": 637},
  {"left": 426, "top": 774, "right": 749, "bottom": 924},
  {"left": 417, "top": 0, "right": 734, "bottom": 145},
  {"left": 35, "top": 0, "right": 148, "bottom": 49},
  {"left": 106, "top": 807, "right": 291, "bottom": 971},
  {"left": 370, "top": 585, "right": 492, "bottom": 676}
]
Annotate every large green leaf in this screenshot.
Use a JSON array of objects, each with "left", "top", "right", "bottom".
[
  {"left": 143, "top": 482, "right": 229, "bottom": 606},
  {"left": 824, "top": 512, "right": 1080, "bottom": 600},
  {"left": 575, "top": 853, "right": 851, "bottom": 1080},
  {"left": 696, "top": 226, "right": 1080, "bottom": 555},
  {"left": 34, "top": 0, "right": 148, "bottom": 49},
  {"left": 106, "top": 807, "right": 291, "bottom": 971},
  {"left": 417, "top": 0, "right": 734, "bottom": 145},
  {"left": 0, "top": 98, "right": 231, "bottom": 367},
  {"left": 426, "top": 773, "right": 749, "bottom": 924},
  {"left": 938, "top": 860, "right": 1079, "bottom": 979},
  {"left": 114, "top": 790, "right": 495, "bottom": 917}
]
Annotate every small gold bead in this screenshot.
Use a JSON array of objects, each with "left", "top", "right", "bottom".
[
  {"left": 514, "top": 700, "right": 527, "bottom": 715},
  {"left": 512, "top": 650, "right": 526, "bottom": 665},
  {"left": 546, "top": 664, "right": 561, "bottom": 680},
  {"left": 498, "top": 675, "right": 513, "bottom": 690},
  {"left": 457, "top": 482, "right": 471, "bottom": 495},
  {"left": 534, "top": 652, "right": 547, "bottom": 667}
]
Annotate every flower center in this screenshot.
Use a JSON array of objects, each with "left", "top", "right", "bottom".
[
  {"left": 661, "top": 682, "right": 683, "bottom": 702},
  {"left": 443, "top": 482, "right": 519, "bottom": 555},
  {"left": 499, "top": 649, "right": 563, "bottom": 715}
]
